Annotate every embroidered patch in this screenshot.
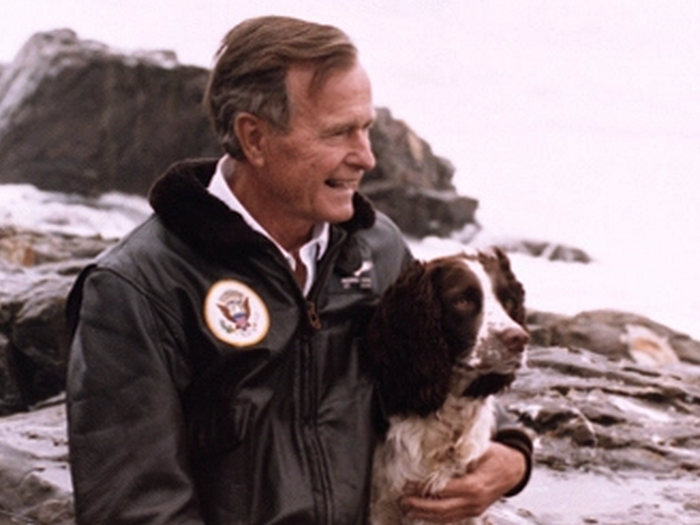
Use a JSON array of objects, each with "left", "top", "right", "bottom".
[{"left": 204, "top": 280, "right": 270, "bottom": 347}]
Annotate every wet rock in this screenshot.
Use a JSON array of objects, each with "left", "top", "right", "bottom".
[
  {"left": 501, "top": 468, "right": 700, "bottom": 525},
  {"left": 489, "top": 342, "right": 700, "bottom": 524},
  {"left": 0, "top": 227, "right": 115, "bottom": 413},
  {"left": 501, "top": 345, "right": 700, "bottom": 474},
  {"left": 464, "top": 230, "right": 593, "bottom": 264},
  {"left": 0, "top": 398, "right": 73, "bottom": 525},
  {"left": 527, "top": 309, "right": 700, "bottom": 364},
  {"left": 0, "top": 226, "right": 113, "bottom": 267},
  {"left": 0, "top": 266, "right": 75, "bottom": 413},
  {"left": 363, "top": 108, "right": 479, "bottom": 237},
  {"left": 501, "top": 239, "right": 592, "bottom": 263}
]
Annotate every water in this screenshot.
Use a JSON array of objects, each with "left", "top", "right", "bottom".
[{"left": 1, "top": 0, "right": 699, "bottom": 338}]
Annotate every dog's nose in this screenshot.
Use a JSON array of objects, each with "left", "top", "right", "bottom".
[{"left": 500, "top": 326, "right": 529, "bottom": 353}]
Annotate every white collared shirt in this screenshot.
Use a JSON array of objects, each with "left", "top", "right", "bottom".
[{"left": 207, "top": 155, "right": 329, "bottom": 296}]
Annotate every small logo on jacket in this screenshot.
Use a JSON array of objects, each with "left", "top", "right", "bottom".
[
  {"left": 340, "top": 260, "right": 373, "bottom": 290},
  {"left": 205, "top": 280, "right": 269, "bottom": 347}
]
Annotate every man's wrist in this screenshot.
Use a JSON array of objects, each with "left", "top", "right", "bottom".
[{"left": 493, "top": 429, "right": 533, "bottom": 497}]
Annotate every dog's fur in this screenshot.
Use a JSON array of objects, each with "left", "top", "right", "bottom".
[{"left": 368, "top": 248, "right": 529, "bottom": 525}]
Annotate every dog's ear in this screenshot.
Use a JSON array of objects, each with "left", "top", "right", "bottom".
[
  {"left": 491, "top": 248, "right": 527, "bottom": 325},
  {"left": 368, "top": 260, "right": 453, "bottom": 418}
]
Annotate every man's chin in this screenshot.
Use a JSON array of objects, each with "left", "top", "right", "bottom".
[
  {"left": 322, "top": 201, "right": 355, "bottom": 224},
  {"left": 328, "top": 212, "right": 354, "bottom": 224}
]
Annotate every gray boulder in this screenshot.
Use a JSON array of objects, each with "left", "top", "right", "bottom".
[
  {"left": 0, "top": 29, "right": 220, "bottom": 196},
  {"left": 0, "top": 227, "right": 114, "bottom": 413},
  {"left": 363, "top": 108, "right": 478, "bottom": 237},
  {"left": 528, "top": 308, "right": 700, "bottom": 365},
  {"left": 497, "top": 238, "right": 592, "bottom": 263},
  {"left": 0, "top": 398, "right": 73, "bottom": 524},
  {"left": 465, "top": 230, "right": 594, "bottom": 264}
]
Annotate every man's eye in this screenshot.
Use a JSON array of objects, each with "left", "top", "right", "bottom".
[{"left": 327, "top": 126, "right": 350, "bottom": 137}]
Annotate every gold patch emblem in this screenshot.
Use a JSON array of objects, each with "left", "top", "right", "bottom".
[{"left": 204, "top": 280, "right": 270, "bottom": 347}]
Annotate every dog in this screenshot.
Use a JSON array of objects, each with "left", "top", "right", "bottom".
[{"left": 368, "top": 247, "right": 529, "bottom": 525}]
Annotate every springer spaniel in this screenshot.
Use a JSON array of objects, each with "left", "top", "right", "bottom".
[{"left": 368, "top": 248, "right": 529, "bottom": 525}]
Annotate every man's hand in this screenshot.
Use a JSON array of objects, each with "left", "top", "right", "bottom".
[{"left": 399, "top": 442, "right": 526, "bottom": 523}]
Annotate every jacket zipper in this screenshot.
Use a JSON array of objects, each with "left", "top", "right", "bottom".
[
  {"left": 304, "top": 231, "right": 345, "bottom": 330},
  {"left": 299, "top": 233, "right": 346, "bottom": 524},
  {"left": 306, "top": 301, "right": 321, "bottom": 330}
]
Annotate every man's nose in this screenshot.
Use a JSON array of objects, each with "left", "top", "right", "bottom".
[{"left": 349, "top": 131, "right": 376, "bottom": 171}]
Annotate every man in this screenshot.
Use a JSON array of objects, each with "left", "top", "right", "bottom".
[{"left": 66, "top": 16, "right": 531, "bottom": 524}]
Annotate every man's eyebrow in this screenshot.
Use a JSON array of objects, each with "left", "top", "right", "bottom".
[{"left": 323, "top": 119, "right": 371, "bottom": 135}]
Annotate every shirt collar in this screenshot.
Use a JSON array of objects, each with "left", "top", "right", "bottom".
[{"left": 207, "top": 155, "right": 330, "bottom": 265}]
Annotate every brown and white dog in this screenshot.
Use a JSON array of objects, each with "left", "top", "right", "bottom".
[{"left": 368, "top": 248, "right": 529, "bottom": 525}]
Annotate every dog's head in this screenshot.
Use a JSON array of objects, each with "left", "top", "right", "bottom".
[{"left": 368, "top": 247, "right": 529, "bottom": 418}]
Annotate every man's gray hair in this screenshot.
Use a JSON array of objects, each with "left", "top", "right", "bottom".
[{"left": 204, "top": 16, "right": 358, "bottom": 160}]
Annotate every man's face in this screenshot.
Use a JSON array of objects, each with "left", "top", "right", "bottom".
[{"left": 255, "top": 62, "right": 376, "bottom": 236}]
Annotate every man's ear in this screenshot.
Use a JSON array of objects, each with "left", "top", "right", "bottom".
[{"left": 234, "top": 112, "right": 266, "bottom": 167}]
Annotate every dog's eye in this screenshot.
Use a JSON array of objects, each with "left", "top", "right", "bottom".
[{"left": 451, "top": 292, "right": 480, "bottom": 315}]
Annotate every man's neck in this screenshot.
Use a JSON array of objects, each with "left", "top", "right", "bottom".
[{"left": 225, "top": 158, "right": 316, "bottom": 253}]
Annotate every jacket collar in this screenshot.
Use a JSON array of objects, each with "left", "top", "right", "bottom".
[{"left": 148, "top": 158, "right": 376, "bottom": 265}]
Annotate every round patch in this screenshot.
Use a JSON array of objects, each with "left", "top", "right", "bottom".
[{"left": 204, "top": 280, "right": 270, "bottom": 347}]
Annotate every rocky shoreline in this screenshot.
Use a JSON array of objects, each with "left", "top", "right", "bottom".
[
  {"left": 3, "top": 330, "right": 700, "bottom": 524},
  {"left": 1, "top": 28, "right": 699, "bottom": 525},
  {"left": 2, "top": 223, "right": 699, "bottom": 525}
]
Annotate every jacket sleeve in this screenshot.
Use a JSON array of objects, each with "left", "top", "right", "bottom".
[
  {"left": 66, "top": 267, "right": 205, "bottom": 524},
  {"left": 492, "top": 400, "right": 533, "bottom": 497}
]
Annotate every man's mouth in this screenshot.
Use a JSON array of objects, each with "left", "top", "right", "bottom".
[{"left": 325, "top": 179, "right": 358, "bottom": 190}]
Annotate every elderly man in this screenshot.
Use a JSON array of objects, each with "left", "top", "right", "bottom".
[{"left": 66, "top": 16, "right": 531, "bottom": 524}]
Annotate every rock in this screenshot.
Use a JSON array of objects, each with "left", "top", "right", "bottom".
[
  {"left": 466, "top": 230, "right": 593, "bottom": 264},
  {"left": 0, "top": 227, "right": 115, "bottom": 413},
  {"left": 0, "top": 265, "right": 75, "bottom": 414},
  {"left": 489, "top": 323, "right": 700, "bottom": 523},
  {"left": 363, "top": 108, "right": 479, "bottom": 237},
  {"left": 0, "top": 226, "right": 113, "bottom": 267},
  {"left": 501, "top": 345, "right": 700, "bottom": 474},
  {"left": 0, "top": 397, "right": 73, "bottom": 524},
  {"left": 527, "top": 309, "right": 700, "bottom": 365},
  {"left": 500, "top": 238, "right": 593, "bottom": 263},
  {"left": 502, "top": 467, "right": 700, "bottom": 524},
  {"left": 0, "top": 29, "right": 220, "bottom": 196}
]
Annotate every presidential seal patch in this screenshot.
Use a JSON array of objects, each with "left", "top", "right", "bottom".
[{"left": 204, "top": 280, "right": 270, "bottom": 347}]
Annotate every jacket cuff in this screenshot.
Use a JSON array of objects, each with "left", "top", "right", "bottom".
[{"left": 493, "top": 428, "right": 533, "bottom": 497}]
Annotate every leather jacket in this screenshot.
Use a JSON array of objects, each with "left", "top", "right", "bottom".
[{"left": 66, "top": 159, "right": 531, "bottom": 524}]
